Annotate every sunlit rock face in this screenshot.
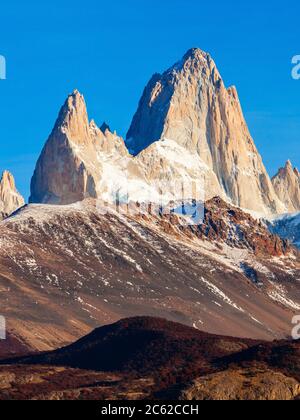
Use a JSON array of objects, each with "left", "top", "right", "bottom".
[
  {"left": 272, "top": 161, "right": 300, "bottom": 212},
  {"left": 29, "top": 90, "right": 132, "bottom": 205},
  {"left": 30, "top": 49, "right": 292, "bottom": 216},
  {"left": 127, "top": 48, "right": 284, "bottom": 215},
  {"left": 0, "top": 170, "right": 24, "bottom": 217},
  {"left": 0, "top": 197, "right": 299, "bottom": 351}
]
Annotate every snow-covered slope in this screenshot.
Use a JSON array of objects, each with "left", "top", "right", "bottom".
[{"left": 29, "top": 91, "right": 209, "bottom": 207}]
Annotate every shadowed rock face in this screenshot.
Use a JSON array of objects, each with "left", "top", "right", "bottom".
[
  {"left": 0, "top": 171, "right": 24, "bottom": 217},
  {"left": 272, "top": 161, "right": 300, "bottom": 212}
]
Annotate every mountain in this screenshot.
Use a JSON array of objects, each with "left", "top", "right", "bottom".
[
  {"left": 269, "top": 213, "right": 300, "bottom": 248},
  {"left": 1, "top": 317, "right": 300, "bottom": 400},
  {"left": 0, "top": 171, "right": 24, "bottom": 218},
  {"left": 29, "top": 90, "right": 139, "bottom": 205},
  {"left": 272, "top": 161, "right": 300, "bottom": 212},
  {"left": 1, "top": 48, "right": 300, "bottom": 401},
  {"left": 127, "top": 48, "right": 284, "bottom": 215},
  {"left": 0, "top": 197, "right": 299, "bottom": 354}
]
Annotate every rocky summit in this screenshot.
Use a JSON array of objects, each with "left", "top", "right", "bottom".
[
  {"left": 127, "top": 48, "right": 285, "bottom": 215},
  {"left": 0, "top": 171, "right": 24, "bottom": 218},
  {"left": 29, "top": 90, "right": 131, "bottom": 205},
  {"left": 272, "top": 161, "right": 300, "bottom": 213},
  {"left": 0, "top": 197, "right": 299, "bottom": 355}
]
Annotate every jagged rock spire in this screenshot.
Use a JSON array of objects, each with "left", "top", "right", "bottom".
[
  {"left": 272, "top": 161, "right": 300, "bottom": 212},
  {"left": 127, "top": 48, "right": 284, "bottom": 214}
]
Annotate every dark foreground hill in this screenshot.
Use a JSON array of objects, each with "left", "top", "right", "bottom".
[
  {"left": 0, "top": 317, "right": 300, "bottom": 400},
  {"left": 0, "top": 333, "right": 32, "bottom": 360}
]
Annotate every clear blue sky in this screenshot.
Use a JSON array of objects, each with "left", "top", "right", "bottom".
[{"left": 0, "top": 0, "right": 299, "bottom": 200}]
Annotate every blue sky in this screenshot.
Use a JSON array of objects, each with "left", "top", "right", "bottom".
[{"left": 0, "top": 0, "right": 299, "bottom": 200}]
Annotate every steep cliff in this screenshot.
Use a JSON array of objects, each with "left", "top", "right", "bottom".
[{"left": 272, "top": 161, "right": 300, "bottom": 212}]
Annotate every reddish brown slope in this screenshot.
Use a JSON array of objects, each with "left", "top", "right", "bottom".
[{"left": 0, "top": 198, "right": 299, "bottom": 352}]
